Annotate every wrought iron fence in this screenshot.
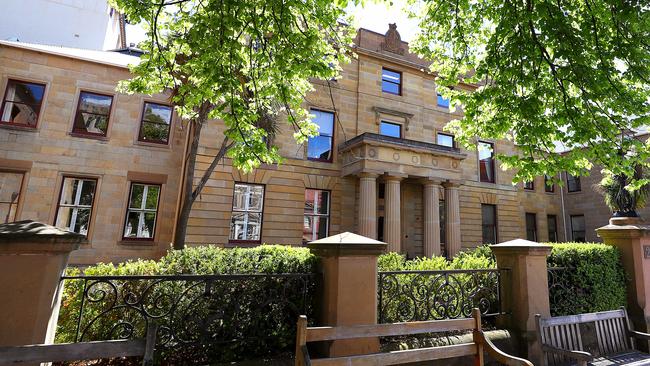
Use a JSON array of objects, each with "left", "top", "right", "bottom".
[
  {"left": 378, "top": 269, "right": 504, "bottom": 324},
  {"left": 59, "top": 273, "right": 316, "bottom": 363},
  {"left": 547, "top": 266, "right": 581, "bottom": 316}
]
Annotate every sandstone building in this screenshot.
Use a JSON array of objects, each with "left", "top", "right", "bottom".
[{"left": 0, "top": 25, "right": 621, "bottom": 265}]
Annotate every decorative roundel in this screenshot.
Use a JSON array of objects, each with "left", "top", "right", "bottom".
[
  {"left": 452, "top": 161, "right": 458, "bottom": 169},
  {"left": 432, "top": 159, "right": 438, "bottom": 167},
  {"left": 411, "top": 155, "right": 420, "bottom": 164},
  {"left": 393, "top": 152, "right": 400, "bottom": 161},
  {"left": 368, "top": 148, "right": 376, "bottom": 158}
]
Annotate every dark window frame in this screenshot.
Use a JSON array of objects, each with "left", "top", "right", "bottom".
[
  {"left": 525, "top": 212, "right": 537, "bottom": 241},
  {"left": 570, "top": 214, "right": 586, "bottom": 242},
  {"left": 481, "top": 203, "right": 498, "bottom": 244},
  {"left": 71, "top": 90, "right": 114, "bottom": 138},
  {"left": 381, "top": 68, "right": 402, "bottom": 95},
  {"left": 379, "top": 120, "right": 402, "bottom": 138},
  {"left": 567, "top": 174, "right": 581, "bottom": 192},
  {"left": 53, "top": 175, "right": 98, "bottom": 238},
  {"left": 302, "top": 188, "right": 331, "bottom": 243},
  {"left": 137, "top": 101, "right": 173, "bottom": 145},
  {"left": 0, "top": 78, "right": 46, "bottom": 129},
  {"left": 547, "top": 214, "right": 558, "bottom": 242},
  {"left": 228, "top": 182, "right": 265, "bottom": 245},
  {"left": 122, "top": 181, "right": 162, "bottom": 241},
  {"left": 437, "top": 132, "right": 455, "bottom": 148},
  {"left": 307, "top": 108, "right": 335, "bottom": 163},
  {"left": 478, "top": 141, "right": 496, "bottom": 184}
]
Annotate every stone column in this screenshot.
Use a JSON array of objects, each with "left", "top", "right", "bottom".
[
  {"left": 422, "top": 180, "right": 441, "bottom": 257},
  {"left": 384, "top": 176, "right": 402, "bottom": 253},
  {"left": 491, "top": 239, "right": 552, "bottom": 366},
  {"left": 0, "top": 220, "right": 84, "bottom": 346},
  {"left": 358, "top": 173, "right": 378, "bottom": 239},
  {"left": 597, "top": 217, "right": 650, "bottom": 349},
  {"left": 308, "top": 232, "right": 387, "bottom": 357},
  {"left": 444, "top": 182, "right": 462, "bottom": 257}
]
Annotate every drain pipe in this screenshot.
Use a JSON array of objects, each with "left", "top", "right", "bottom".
[{"left": 560, "top": 172, "right": 569, "bottom": 241}]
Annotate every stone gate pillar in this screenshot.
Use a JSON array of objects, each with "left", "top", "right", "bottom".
[
  {"left": 0, "top": 220, "right": 83, "bottom": 346},
  {"left": 491, "top": 239, "right": 552, "bottom": 366},
  {"left": 597, "top": 217, "right": 650, "bottom": 349},
  {"left": 308, "top": 232, "right": 386, "bottom": 357}
]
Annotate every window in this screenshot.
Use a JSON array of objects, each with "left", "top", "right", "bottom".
[
  {"left": 545, "top": 175, "right": 555, "bottom": 193},
  {"left": 55, "top": 177, "right": 97, "bottom": 236},
  {"left": 303, "top": 189, "right": 330, "bottom": 242},
  {"left": 229, "top": 183, "right": 264, "bottom": 242},
  {"left": 0, "top": 79, "right": 45, "bottom": 127},
  {"left": 380, "top": 121, "right": 402, "bottom": 138},
  {"left": 478, "top": 141, "right": 495, "bottom": 183},
  {"left": 524, "top": 180, "right": 534, "bottom": 190},
  {"left": 525, "top": 213, "right": 537, "bottom": 241},
  {"left": 123, "top": 183, "right": 160, "bottom": 239},
  {"left": 570, "top": 214, "right": 585, "bottom": 242},
  {"left": 377, "top": 216, "right": 385, "bottom": 242},
  {"left": 381, "top": 68, "right": 401, "bottom": 95},
  {"left": 139, "top": 102, "right": 173, "bottom": 144},
  {"left": 567, "top": 173, "right": 581, "bottom": 192},
  {"left": 0, "top": 171, "right": 24, "bottom": 223},
  {"left": 437, "top": 133, "right": 454, "bottom": 148},
  {"left": 547, "top": 215, "right": 558, "bottom": 242},
  {"left": 481, "top": 204, "right": 497, "bottom": 244},
  {"left": 307, "top": 109, "right": 334, "bottom": 162},
  {"left": 72, "top": 91, "right": 113, "bottom": 137},
  {"left": 437, "top": 93, "right": 450, "bottom": 108}
]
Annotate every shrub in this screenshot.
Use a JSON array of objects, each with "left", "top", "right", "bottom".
[
  {"left": 546, "top": 242, "right": 626, "bottom": 315},
  {"left": 56, "top": 245, "right": 317, "bottom": 363}
]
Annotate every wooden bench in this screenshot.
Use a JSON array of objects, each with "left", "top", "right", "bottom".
[
  {"left": 0, "top": 324, "right": 157, "bottom": 365},
  {"left": 295, "top": 308, "right": 533, "bottom": 366},
  {"left": 536, "top": 308, "right": 650, "bottom": 366}
]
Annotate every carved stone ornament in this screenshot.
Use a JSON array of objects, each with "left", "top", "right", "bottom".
[{"left": 381, "top": 23, "right": 405, "bottom": 55}]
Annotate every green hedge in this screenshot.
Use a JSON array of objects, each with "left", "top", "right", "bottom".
[
  {"left": 57, "top": 245, "right": 317, "bottom": 363},
  {"left": 546, "top": 242, "right": 627, "bottom": 316}
]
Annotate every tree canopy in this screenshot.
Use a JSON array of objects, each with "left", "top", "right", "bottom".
[{"left": 410, "top": 0, "right": 650, "bottom": 186}]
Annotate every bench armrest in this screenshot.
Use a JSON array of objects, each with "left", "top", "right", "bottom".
[
  {"left": 541, "top": 344, "right": 593, "bottom": 362},
  {"left": 475, "top": 330, "right": 534, "bottom": 366},
  {"left": 629, "top": 330, "right": 650, "bottom": 341}
]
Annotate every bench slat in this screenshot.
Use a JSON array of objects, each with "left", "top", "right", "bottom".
[
  {"left": 306, "top": 318, "right": 475, "bottom": 342},
  {"left": 540, "top": 309, "right": 626, "bottom": 327},
  {"left": 0, "top": 339, "right": 146, "bottom": 363},
  {"left": 310, "top": 343, "right": 477, "bottom": 366}
]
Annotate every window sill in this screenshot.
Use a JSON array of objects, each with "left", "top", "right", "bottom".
[
  {"left": 226, "top": 241, "right": 261, "bottom": 248},
  {"left": 70, "top": 132, "right": 109, "bottom": 141},
  {"left": 134, "top": 139, "right": 171, "bottom": 149},
  {"left": 118, "top": 239, "right": 156, "bottom": 246},
  {"left": 0, "top": 122, "right": 38, "bottom": 132}
]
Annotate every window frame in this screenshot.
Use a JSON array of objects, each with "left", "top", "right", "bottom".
[
  {"left": 525, "top": 212, "right": 537, "bottom": 241},
  {"left": 381, "top": 67, "right": 402, "bottom": 95},
  {"left": 122, "top": 182, "right": 162, "bottom": 241},
  {"left": 228, "top": 182, "right": 265, "bottom": 245},
  {"left": 523, "top": 180, "right": 535, "bottom": 191},
  {"left": 0, "top": 170, "right": 26, "bottom": 223},
  {"left": 306, "top": 108, "right": 335, "bottom": 163},
  {"left": 71, "top": 90, "right": 114, "bottom": 138},
  {"left": 53, "top": 176, "right": 98, "bottom": 237},
  {"left": 437, "top": 132, "right": 455, "bottom": 148},
  {"left": 570, "top": 214, "right": 586, "bottom": 242},
  {"left": 137, "top": 101, "right": 173, "bottom": 145},
  {"left": 302, "top": 188, "right": 331, "bottom": 243},
  {"left": 567, "top": 173, "right": 582, "bottom": 193},
  {"left": 0, "top": 78, "right": 46, "bottom": 129},
  {"left": 478, "top": 141, "right": 496, "bottom": 184},
  {"left": 379, "top": 120, "right": 402, "bottom": 138},
  {"left": 547, "top": 214, "right": 558, "bottom": 242},
  {"left": 481, "top": 203, "right": 498, "bottom": 244},
  {"left": 544, "top": 175, "right": 555, "bottom": 193}
]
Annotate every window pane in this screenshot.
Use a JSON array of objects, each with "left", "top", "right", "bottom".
[
  {"left": 8, "top": 81, "right": 45, "bottom": 104},
  {"left": 303, "top": 216, "right": 315, "bottom": 242},
  {"left": 567, "top": 174, "right": 581, "bottom": 192},
  {"left": 1, "top": 101, "right": 39, "bottom": 126},
  {"left": 141, "top": 212, "right": 156, "bottom": 238},
  {"left": 74, "top": 92, "right": 112, "bottom": 135},
  {"left": 315, "top": 191, "right": 330, "bottom": 215},
  {"left": 230, "top": 212, "right": 247, "bottom": 240},
  {"left": 143, "top": 103, "right": 172, "bottom": 124},
  {"left": 437, "top": 133, "right": 454, "bottom": 147},
  {"left": 380, "top": 121, "right": 401, "bottom": 138},
  {"left": 312, "top": 110, "right": 334, "bottom": 136},
  {"left": 524, "top": 181, "right": 534, "bottom": 190},
  {"left": 129, "top": 184, "right": 144, "bottom": 209},
  {"left": 74, "top": 112, "right": 109, "bottom": 135},
  {"left": 437, "top": 94, "right": 449, "bottom": 108},
  {"left": 382, "top": 69, "right": 401, "bottom": 83},
  {"left": 307, "top": 135, "right": 333, "bottom": 160},
  {"left": 78, "top": 180, "right": 96, "bottom": 206},
  {"left": 248, "top": 186, "right": 264, "bottom": 212},
  {"left": 526, "top": 213, "right": 537, "bottom": 241},
  {"left": 304, "top": 189, "right": 315, "bottom": 213},
  {"left": 1, "top": 80, "right": 45, "bottom": 126},
  {"left": 246, "top": 212, "right": 262, "bottom": 240},
  {"left": 481, "top": 204, "right": 497, "bottom": 244},
  {"left": 79, "top": 92, "right": 112, "bottom": 115},
  {"left": 547, "top": 215, "right": 557, "bottom": 242},
  {"left": 382, "top": 81, "right": 400, "bottom": 94},
  {"left": 232, "top": 184, "right": 248, "bottom": 211},
  {"left": 124, "top": 211, "right": 141, "bottom": 238},
  {"left": 479, "top": 142, "right": 495, "bottom": 183},
  {"left": 545, "top": 175, "right": 554, "bottom": 192},
  {"left": 57, "top": 207, "right": 91, "bottom": 235},
  {"left": 140, "top": 121, "right": 170, "bottom": 143},
  {"left": 145, "top": 185, "right": 160, "bottom": 210}
]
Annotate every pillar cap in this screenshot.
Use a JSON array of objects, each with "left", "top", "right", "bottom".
[
  {"left": 490, "top": 239, "right": 552, "bottom": 256},
  {"left": 0, "top": 220, "right": 85, "bottom": 254},
  {"left": 308, "top": 232, "right": 387, "bottom": 256},
  {"left": 596, "top": 217, "right": 650, "bottom": 239}
]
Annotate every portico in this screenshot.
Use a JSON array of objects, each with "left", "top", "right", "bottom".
[{"left": 339, "top": 133, "right": 467, "bottom": 257}]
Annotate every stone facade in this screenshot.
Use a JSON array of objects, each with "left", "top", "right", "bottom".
[{"left": 0, "top": 26, "right": 618, "bottom": 265}]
